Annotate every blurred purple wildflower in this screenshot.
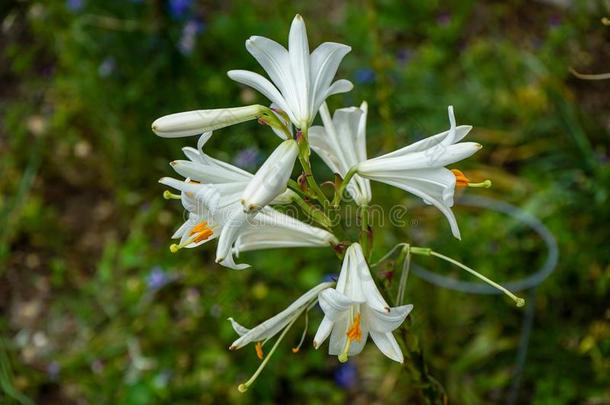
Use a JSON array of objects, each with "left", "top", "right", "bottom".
[
  {"left": 147, "top": 266, "right": 171, "bottom": 290},
  {"left": 98, "top": 57, "right": 116, "bottom": 78},
  {"left": 168, "top": 0, "right": 192, "bottom": 20},
  {"left": 322, "top": 273, "right": 338, "bottom": 283},
  {"left": 66, "top": 0, "right": 84, "bottom": 12},
  {"left": 179, "top": 19, "right": 205, "bottom": 55},
  {"left": 355, "top": 68, "right": 375, "bottom": 84},
  {"left": 334, "top": 362, "right": 358, "bottom": 388},
  {"left": 232, "top": 147, "right": 261, "bottom": 171}
]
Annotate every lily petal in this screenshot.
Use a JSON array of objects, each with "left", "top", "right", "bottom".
[{"left": 369, "top": 331, "right": 404, "bottom": 363}]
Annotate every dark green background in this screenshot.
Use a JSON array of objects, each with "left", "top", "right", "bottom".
[{"left": 1, "top": 0, "right": 609, "bottom": 403}]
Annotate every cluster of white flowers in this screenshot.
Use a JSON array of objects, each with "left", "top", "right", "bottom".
[{"left": 153, "top": 14, "right": 518, "bottom": 392}]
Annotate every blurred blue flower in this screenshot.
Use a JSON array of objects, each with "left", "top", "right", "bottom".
[
  {"left": 66, "top": 0, "right": 84, "bottom": 12},
  {"left": 355, "top": 68, "right": 375, "bottom": 84},
  {"left": 98, "top": 57, "right": 116, "bottom": 78},
  {"left": 179, "top": 19, "right": 205, "bottom": 55},
  {"left": 147, "top": 266, "right": 171, "bottom": 290},
  {"left": 322, "top": 273, "right": 338, "bottom": 283},
  {"left": 168, "top": 0, "right": 193, "bottom": 20},
  {"left": 334, "top": 362, "right": 357, "bottom": 388},
  {"left": 232, "top": 147, "right": 261, "bottom": 171}
]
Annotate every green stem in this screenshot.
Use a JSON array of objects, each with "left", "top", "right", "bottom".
[
  {"left": 395, "top": 244, "right": 411, "bottom": 306},
  {"left": 378, "top": 264, "right": 447, "bottom": 404},
  {"left": 409, "top": 247, "right": 525, "bottom": 307},
  {"left": 331, "top": 166, "right": 358, "bottom": 207},
  {"left": 292, "top": 194, "right": 332, "bottom": 230},
  {"left": 297, "top": 126, "right": 328, "bottom": 205},
  {"left": 359, "top": 204, "right": 371, "bottom": 259}
]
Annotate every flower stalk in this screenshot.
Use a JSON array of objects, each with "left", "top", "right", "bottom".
[
  {"left": 297, "top": 127, "right": 329, "bottom": 204},
  {"left": 409, "top": 247, "right": 525, "bottom": 307},
  {"left": 292, "top": 194, "right": 333, "bottom": 230},
  {"left": 331, "top": 166, "right": 358, "bottom": 207}
]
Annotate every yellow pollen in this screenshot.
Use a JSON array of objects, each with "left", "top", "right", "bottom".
[
  {"left": 189, "top": 221, "right": 214, "bottom": 243},
  {"left": 451, "top": 169, "right": 470, "bottom": 188},
  {"left": 346, "top": 313, "right": 362, "bottom": 342},
  {"left": 255, "top": 342, "right": 264, "bottom": 360},
  {"left": 291, "top": 347, "right": 300, "bottom": 353}
]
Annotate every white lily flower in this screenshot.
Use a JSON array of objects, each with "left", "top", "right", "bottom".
[
  {"left": 168, "top": 132, "right": 295, "bottom": 205},
  {"left": 160, "top": 140, "right": 338, "bottom": 270},
  {"left": 310, "top": 102, "right": 371, "bottom": 205},
  {"left": 228, "top": 281, "right": 334, "bottom": 351},
  {"left": 228, "top": 14, "right": 353, "bottom": 129},
  {"left": 152, "top": 105, "right": 267, "bottom": 138},
  {"left": 313, "top": 243, "right": 413, "bottom": 363},
  {"left": 241, "top": 139, "right": 299, "bottom": 213},
  {"left": 357, "top": 106, "right": 481, "bottom": 239}
]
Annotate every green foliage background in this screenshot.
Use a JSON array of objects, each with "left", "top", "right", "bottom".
[{"left": 1, "top": 0, "right": 609, "bottom": 403}]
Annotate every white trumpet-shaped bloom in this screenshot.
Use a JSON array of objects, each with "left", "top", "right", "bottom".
[
  {"left": 161, "top": 142, "right": 336, "bottom": 269},
  {"left": 357, "top": 106, "right": 481, "bottom": 239},
  {"left": 228, "top": 14, "right": 353, "bottom": 129},
  {"left": 152, "top": 105, "right": 266, "bottom": 138},
  {"left": 310, "top": 102, "right": 371, "bottom": 205},
  {"left": 241, "top": 139, "right": 299, "bottom": 213},
  {"left": 228, "top": 281, "right": 334, "bottom": 350},
  {"left": 313, "top": 243, "right": 413, "bottom": 363}
]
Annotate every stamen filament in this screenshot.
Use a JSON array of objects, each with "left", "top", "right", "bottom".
[{"left": 292, "top": 309, "right": 309, "bottom": 353}]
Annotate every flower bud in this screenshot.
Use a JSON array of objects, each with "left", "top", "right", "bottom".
[
  {"left": 241, "top": 140, "right": 299, "bottom": 212},
  {"left": 152, "top": 105, "right": 266, "bottom": 137}
]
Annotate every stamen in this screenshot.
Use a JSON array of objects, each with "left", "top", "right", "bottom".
[
  {"left": 451, "top": 169, "right": 470, "bottom": 187},
  {"left": 292, "top": 309, "right": 310, "bottom": 353},
  {"left": 255, "top": 342, "right": 264, "bottom": 360},
  {"left": 346, "top": 313, "right": 362, "bottom": 342},
  {"left": 170, "top": 222, "right": 214, "bottom": 253},
  {"left": 163, "top": 190, "right": 181, "bottom": 200},
  {"left": 451, "top": 169, "right": 492, "bottom": 189},
  {"left": 338, "top": 312, "right": 361, "bottom": 363},
  {"left": 189, "top": 221, "right": 214, "bottom": 243}
]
